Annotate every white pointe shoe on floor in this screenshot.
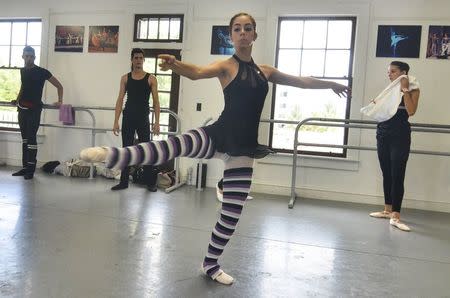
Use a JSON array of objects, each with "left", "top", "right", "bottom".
[
  {"left": 390, "top": 218, "right": 411, "bottom": 232},
  {"left": 80, "top": 147, "right": 108, "bottom": 163},
  {"left": 214, "top": 271, "right": 234, "bottom": 285},
  {"left": 201, "top": 264, "right": 234, "bottom": 285}
]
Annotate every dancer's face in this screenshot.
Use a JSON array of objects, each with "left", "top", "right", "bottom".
[
  {"left": 131, "top": 53, "right": 144, "bottom": 70},
  {"left": 230, "top": 15, "right": 257, "bottom": 48},
  {"left": 387, "top": 65, "right": 405, "bottom": 82},
  {"left": 22, "top": 51, "right": 35, "bottom": 67}
]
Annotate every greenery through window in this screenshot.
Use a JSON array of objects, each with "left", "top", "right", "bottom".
[
  {"left": 142, "top": 49, "right": 181, "bottom": 142},
  {"left": 0, "top": 19, "right": 42, "bottom": 129}
]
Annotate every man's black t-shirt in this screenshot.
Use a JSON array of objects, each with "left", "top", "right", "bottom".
[{"left": 19, "top": 66, "right": 52, "bottom": 109}]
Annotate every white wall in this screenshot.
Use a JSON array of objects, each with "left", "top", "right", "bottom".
[{"left": 1, "top": 0, "right": 450, "bottom": 212}]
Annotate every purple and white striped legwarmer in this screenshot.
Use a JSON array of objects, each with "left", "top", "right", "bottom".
[
  {"left": 202, "top": 166, "right": 253, "bottom": 279},
  {"left": 105, "top": 127, "right": 215, "bottom": 170}
]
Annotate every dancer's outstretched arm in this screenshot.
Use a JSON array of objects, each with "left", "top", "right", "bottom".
[
  {"left": 259, "top": 64, "right": 350, "bottom": 97},
  {"left": 158, "top": 54, "right": 226, "bottom": 80}
]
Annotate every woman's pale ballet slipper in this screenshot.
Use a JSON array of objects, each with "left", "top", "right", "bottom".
[{"left": 201, "top": 264, "right": 234, "bottom": 285}]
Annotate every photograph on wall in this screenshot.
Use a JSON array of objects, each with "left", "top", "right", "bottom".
[
  {"left": 426, "top": 26, "right": 450, "bottom": 59},
  {"left": 376, "top": 25, "right": 422, "bottom": 58},
  {"left": 55, "top": 26, "right": 84, "bottom": 52},
  {"left": 88, "top": 26, "right": 119, "bottom": 53},
  {"left": 210, "top": 26, "right": 235, "bottom": 55}
]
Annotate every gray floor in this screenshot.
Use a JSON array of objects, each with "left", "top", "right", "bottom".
[{"left": 0, "top": 166, "right": 449, "bottom": 298}]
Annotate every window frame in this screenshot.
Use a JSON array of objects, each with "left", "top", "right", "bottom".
[
  {"left": 0, "top": 18, "right": 42, "bottom": 131},
  {"left": 133, "top": 14, "right": 184, "bottom": 43},
  {"left": 142, "top": 49, "right": 181, "bottom": 134},
  {"left": 269, "top": 16, "right": 356, "bottom": 158},
  {"left": 0, "top": 18, "right": 42, "bottom": 70}
]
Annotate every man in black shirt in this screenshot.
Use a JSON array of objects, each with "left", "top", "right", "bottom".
[
  {"left": 111, "top": 48, "right": 160, "bottom": 191},
  {"left": 11, "top": 46, "right": 64, "bottom": 179}
]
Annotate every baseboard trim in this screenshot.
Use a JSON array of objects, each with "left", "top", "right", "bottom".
[{"left": 251, "top": 182, "right": 450, "bottom": 213}]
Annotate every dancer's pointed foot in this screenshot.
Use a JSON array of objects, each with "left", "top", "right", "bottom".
[
  {"left": 214, "top": 270, "right": 234, "bottom": 285},
  {"left": 80, "top": 147, "right": 108, "bottom": 163},
  {"left": 202, "top": 262, "right": 234, "bottom": 285}
]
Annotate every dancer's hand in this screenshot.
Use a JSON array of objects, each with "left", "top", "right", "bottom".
[
  {"left": 53, "top": 100, "right": 62, "bottom": 107},
  {"left": 158, "top": 54, "right": 176, "bottom": 71},
  {"left": 400, "top": 77, "right": 409, "bottom": 91},
  {"left": 113, "top": 122, "right": 120, "bottom": 136},
  {"left": 331, "top": 82, "right": 350, "bottom": 98},
  {"left": 152, "top": 123, "right": 160, "bottom": 135}
]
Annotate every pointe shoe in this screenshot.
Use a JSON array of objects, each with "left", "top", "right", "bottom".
[
  {"left": 214, "top": 270, "right": 234, "bottom": 285},
  {"left": 369, "top": 211, "right": 392, "bottom": 219},
  {"left": 80, "top": 147, "right": 108, "bottom": 163},
  {"left": 201, "top": 264, "right": 234, "bottom": 285},
  {"left": 390, "top": 218, "right": 411, "bottom": 232}
]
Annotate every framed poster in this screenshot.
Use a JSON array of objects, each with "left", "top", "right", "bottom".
[
  {"left": 210, "top": 26, "right": 235, "bottom": 55},
  {"left": 426, "top": 26, "right": 450, "bottom": 59},
  {"left": 88, "top": 26, "right": 119, "bottom": 53},
  {"left": 376, "top": 25, "right": 421, "bottom": 58},
  {"left": 55, "top": 26, "right": 84, "bottom": 52}
]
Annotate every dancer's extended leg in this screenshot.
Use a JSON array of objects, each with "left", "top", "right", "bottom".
[{"left": 80, "top": 128, "right": 215, "bottom": 169}]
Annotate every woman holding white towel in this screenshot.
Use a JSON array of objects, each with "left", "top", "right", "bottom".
[{"left": 369, "top": 61, "right": 420, "bottom": 231}]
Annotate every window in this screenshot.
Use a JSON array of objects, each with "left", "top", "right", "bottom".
[
  {"left": 134, "top": 14, "right": 183, "bottom": 42},
  {"left": 270, "top": 17, "right": 355, "bottom": 157},
  {"left": 142, "top": 49, "right": 181, "bottom": 141},
  {"left": 0, "top": 19, "right": 42, "bottom": 130}
]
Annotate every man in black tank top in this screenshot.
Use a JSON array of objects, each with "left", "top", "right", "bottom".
[
  {"left": 111, "top": 48, "right": 160, "bottom": 191},
  {"left": 11, "top": 46, "right": 64, "bottom": 180}
]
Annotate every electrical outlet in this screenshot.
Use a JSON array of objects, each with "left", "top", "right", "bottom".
[{"left": 196, "top": 103, "right": 202, "bottom": 111}]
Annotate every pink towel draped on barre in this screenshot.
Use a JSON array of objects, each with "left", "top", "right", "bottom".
[{"left": 59, "top": 104, "right": 75, "bottom": 125}]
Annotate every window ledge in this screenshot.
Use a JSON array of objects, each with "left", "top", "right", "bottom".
[
  {"left": 0, "top": 130, "right": 45, "bottom": 144},
  {"left": 256, "top": 152, "right": 359, "bottom": 171}
]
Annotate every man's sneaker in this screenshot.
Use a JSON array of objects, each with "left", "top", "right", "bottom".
[
  {"left": 12, "top": 168, "right": 27, "bottom": 176},
  {"left": 147, "top": 184, "right": 157, "bottom": 192},
  {"left": 23, "top": 173, "right": 34, "bottom": 180},
  {"left": 390, "top": 218, "right": 411, "bottom": 232},
  {"left": 111, "top": 183, "right": 128, "bottom": 191}
]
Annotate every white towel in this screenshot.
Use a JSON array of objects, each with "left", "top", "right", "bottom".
[{"left": 360, "top": 75, "right": 419, "bottom": 122}]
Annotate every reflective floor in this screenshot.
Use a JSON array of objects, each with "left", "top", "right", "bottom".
[{"left": 1, "top": 166, "right": 450, "bottom": 297}]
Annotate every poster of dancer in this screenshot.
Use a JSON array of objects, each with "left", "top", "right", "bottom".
[
  {"left": 376, "top": 25, "right": 421, "bottom": 58},
  {"left": 426, "top": 26, "right": 450, "bottom": 59},
  {"left": 88, "top": 26, "right": 119, "bottom": 53},
  {"left": 55, "top": 26, "right": 84, "bottom": 52},
  {"left": 210, "top": 26, "right": 235, "bottom": 55}
]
